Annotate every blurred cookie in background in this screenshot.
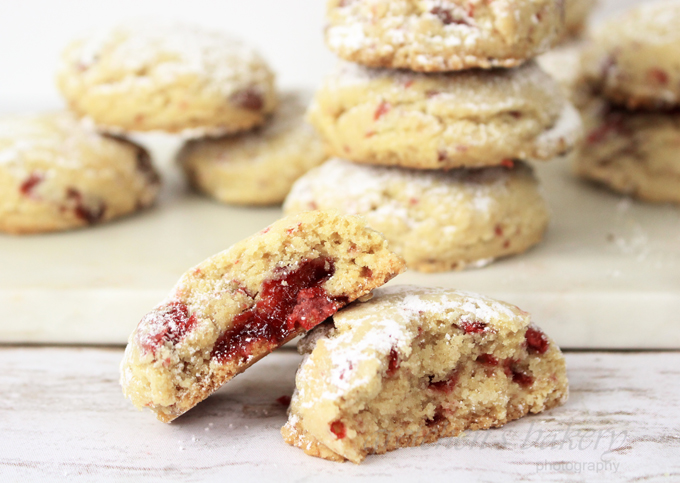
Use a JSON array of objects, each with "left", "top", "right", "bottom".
[
  {"left": 57, "top": 21, "right": 277, "bottom": 137},
  {"left": 581, "top": 0, "right": 680, "bottom": 110},
  {"left": 178, "top": 91, "right": 326, "bottom": 206},
  {"left": 0, "top": 112, "right": 160, "bottom": 234}
]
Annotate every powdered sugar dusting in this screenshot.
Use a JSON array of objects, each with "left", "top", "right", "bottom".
[
  {"left": 60, "top": 20, "right": 272, "bottom": 99},
  {"left": 296, "top": 285, "right": 526, "bottom": 403},
  {"left": 0, "top": 113, "right": 115, "bottom": 171},
  {"left": 285, "top": 158, "right": 513, "bottom": 227}
]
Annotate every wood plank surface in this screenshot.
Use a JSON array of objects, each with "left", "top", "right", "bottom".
[{"left": 1, "top": 348, "right": 678, "bottom": 482}]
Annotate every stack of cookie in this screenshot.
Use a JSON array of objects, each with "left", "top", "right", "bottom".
[
  {"left": 285, "top": 0, "right": 583, "bottom": 273},
  {"left": 576, "top": 0, "right": 680, "bottom": 204}
]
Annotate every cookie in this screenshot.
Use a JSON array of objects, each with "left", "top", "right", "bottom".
[
  {"left": 282, "top": 286, "right": 568, "bottom": 464},
  {"left": 537, "top": 40, "right": 590, "bottom": 107},
  {"left": 324, "top": 0, "right": 565, "bottom": 72},
  {"left": 120, "top": 211, "right": 406, "bottom": 422},
  {"left": 178, "top": 91, "right": 327, "bottom": 206},
  {"left": 574, "top": 96, "right": 680, "bottom": 204},
  {"left": 308, "top": 61, "right": 583, "bottom": 169},
  {"left": 564, "top": 0, "right": 597, "bottom": 39},
  {"left": 581, "top": 1, "right": 680, "bottom": 110},
  {"left": 57, "top": 21, "right": 277, "bottom": 136},
  {"left": 284, "top": 159, "right": 549, "bottom": 272},
  {"left": 0, "top": 112, "right": 160, "bottom": 235}
]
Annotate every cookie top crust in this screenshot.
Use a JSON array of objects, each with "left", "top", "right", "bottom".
[
  {"left": 120, "top": 211, "right": 405, "bottom": 422},
  {"left": 309, "top": 61, "right": 583, "bottom": 168},
  {"left": 581, "top": 0, "right": 680, "bottom": 109},
  {"left": 284, "top": 159, "right": 549, "bottom": 272},
  {"left": 296, "top": 286, "right": 530, "bottom": 392},
  {"left": 285, "top": 158, "right": 537, "bottom": 224},
  {"left": 325, "top": 0, "right": 565, "bottom": 72},
  {"left": 57, "top": 21, "right": 277, "bottom": 135},
  {"left": 0, "top": 112, "right": 159, "bottom": 234}
]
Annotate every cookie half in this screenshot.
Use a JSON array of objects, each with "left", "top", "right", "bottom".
[
  {"left": 325, "top": 0, "right": 565, "bottom": 72},
  {"left": 581, "top": 1, "right": 680, "bottom": 110},
  {"left": 120, "top": 211, "right": 406, "bottom": 422},
  {"left": 282, "top": 286, "right": 568, "bottom": 464},
  {"left": 0, "top": 112, "right": 160, "bottom": 235},
  {"left": 309, "top": 61, "right": 582, "bottom": 169},
  {"left": 574, "top": 96, "right": 680, "bottom": 204},
  {"left": 57, "top": 21, "right": 277, "bottom": 136},
  {"left": 284, "top": 159, "right": 549, "bottom": 272},
  {"left": 178, "top": 91, "right": 327, "bottom": 205}
]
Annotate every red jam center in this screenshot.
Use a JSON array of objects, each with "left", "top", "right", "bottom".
[{"left": 211, "top": 257, "right": 347, "bottom": 363}]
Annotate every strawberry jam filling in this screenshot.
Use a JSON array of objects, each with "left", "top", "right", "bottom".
[
  {"left": 211, "top": 257, "right": 347, "bottom": 363},
  {"left": 138, "top": 301, "right": 197, "bottom": 354}
]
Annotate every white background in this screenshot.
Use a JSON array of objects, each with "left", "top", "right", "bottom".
[{"left": 0, "top": 0, "right": 646, "bottom": 112}]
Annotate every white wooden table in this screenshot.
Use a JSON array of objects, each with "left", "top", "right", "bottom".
[{"left": 1, "top": 348, "right": 679, "bottom": 482}]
